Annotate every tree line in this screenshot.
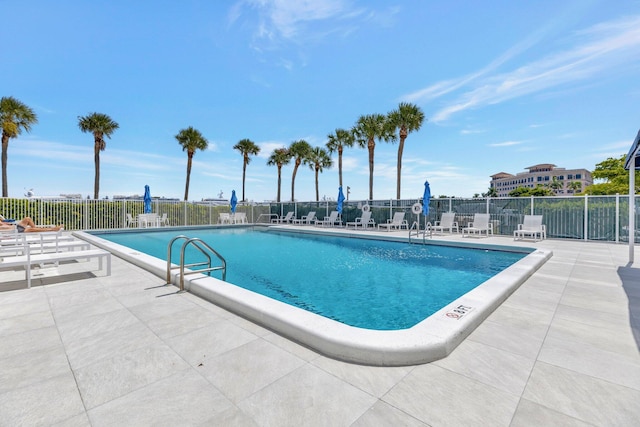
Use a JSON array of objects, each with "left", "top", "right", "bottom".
[{"left": 1, "top": 96, "right": 425, "bottom": 202}]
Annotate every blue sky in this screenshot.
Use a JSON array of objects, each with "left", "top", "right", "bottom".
[{"left": 2, "top": 0, "right": 640, "bottom": 201}]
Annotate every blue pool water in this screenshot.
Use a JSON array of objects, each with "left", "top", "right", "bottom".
[{"left": 94, "top": 228, "right": 527, "bottom": 330}]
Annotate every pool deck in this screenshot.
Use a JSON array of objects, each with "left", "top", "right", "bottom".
[{"left": 1, "top": 228, "right": 639, "bottom": 426}]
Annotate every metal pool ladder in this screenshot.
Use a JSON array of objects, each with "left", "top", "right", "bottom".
[{"left": 166, "top": 235, "right": 227, "bottom": 291}]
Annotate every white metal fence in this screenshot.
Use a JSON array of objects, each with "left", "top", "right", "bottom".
[{"left": 1, "top": 195, "right": 638, "bottom": 242}]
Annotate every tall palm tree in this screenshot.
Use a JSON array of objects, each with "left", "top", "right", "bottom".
[
  {"left": 326, "top": 128, "right": 355, "bottom": 188},
  {"left": 352, "top": 114, "right": 396, "bottom": 200},
  {"left": 175, "top": 126, "right": 208, "bottom": 201},
  {"left": 267, "top": 148, "right": 291, "bottom": 202},
  {"left": 78, "top": 112, "right": 119, "bottom": 199},
  {"left": 288, "top": 140, "right": 312, "bottom": 202},
  {"left": 388, "top": 102, "right": 426, "bottom": 199},
  {"left": 1, "top": 97, "right": 38, "bottom": 197},
  {"left": 308, "top": 147, "right": 333, "bottom": 201},
  {"left": 548, "top": 176, "right": 563, "bottom": 194},
  {"left": 233, "top": 138, "right": 261, "bottom": 202}
]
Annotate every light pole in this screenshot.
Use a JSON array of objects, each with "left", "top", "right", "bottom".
[{"left": 346, "top": 186, "right": 351, "bottom": 201}]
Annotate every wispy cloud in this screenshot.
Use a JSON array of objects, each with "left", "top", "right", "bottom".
[
  {"left": 489, "top": 140, "right": 524, "bottom": 147},
  {"left": 406, "top": 15, "right": 640, "bottom": 123}
]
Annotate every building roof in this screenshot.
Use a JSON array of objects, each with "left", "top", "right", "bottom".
[
  {"left": 525, "top": 164, "right": 557, "bottom": 172},
  {"left": 624, "top": 129, "right": 640, "bottom": 170},
  {"left": 490, "top": 172, "right": 514, "bottom": 179}
]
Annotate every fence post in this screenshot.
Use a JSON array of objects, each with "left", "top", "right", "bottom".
[
  {"left": 584, "top": 194, "right": 589, "bottom": 241},
  {"left": 530, "top": 196, "right": 534, "bottom": 215},
  {"left": 615, "top": 193, "right": 620, "bottom": 243}
]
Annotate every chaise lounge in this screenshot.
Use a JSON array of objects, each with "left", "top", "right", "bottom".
[
  {"left": 514, "top": 215, "right": 546, "bottom": 241},
  {"left": 462, "top": 213, "right": 493, "bottom": 238}
]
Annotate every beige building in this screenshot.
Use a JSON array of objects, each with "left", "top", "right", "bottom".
[{"left": 490, "top": 164, "right": 593, "bottom": 197}]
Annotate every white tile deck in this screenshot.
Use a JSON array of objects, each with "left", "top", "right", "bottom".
[{"left": 1, "top": 230, "right": 639, "bottom": 426}]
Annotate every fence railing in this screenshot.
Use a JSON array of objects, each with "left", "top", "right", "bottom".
[{"left": 1, "top": 195, "right": 638, "bottom": 243}]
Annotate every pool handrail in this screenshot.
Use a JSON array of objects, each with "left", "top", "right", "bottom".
[{"left": 166, "top": 235, "right": 227, "bottom": 290}]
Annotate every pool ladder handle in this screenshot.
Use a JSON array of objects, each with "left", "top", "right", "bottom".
[
  {"left": 408, "top": 221, "right": 432, "bottom": 244},
  {"left": 166, "top": 235, "right": 227, "bottom": 292}
]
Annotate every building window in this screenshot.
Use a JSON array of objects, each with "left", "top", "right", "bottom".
[
  {"left": 568, "top": 174, "right": 573, "bottom": 179},
  {"left": 544, "top": 176, "right": 550, "bottom": 181},
  {"left": 576, "top": 174, "right": 581, "bottom": 179}
]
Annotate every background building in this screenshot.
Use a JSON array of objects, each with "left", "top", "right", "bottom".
[{"left": 490, "top": 164, "right": 593, "bottom": 197}]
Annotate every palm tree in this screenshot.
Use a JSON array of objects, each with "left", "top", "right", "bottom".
[
  {"left": 388, "top": 102, "right": 426, "bottom": 199},
  {"left": 548, "top": 176, "right": 563, "bottom": 194},
  {"left": 233, "top": 138, "right": 261, "bottom": 202},
  {"left": 1, "top": 97, "right": 38, "bottom": 197},
  {"left": 175, "top": 126, "right": 208, "bottom": 201},
  {"left": 352, "top": 114, "right": 397, "bottom": 200},
  {"left": 568, "top": 180, "right": 582, "bottom": 195},
  {"left": 78, "top": 112, "right": 119, "bottom": 199},
  {"left": 267, "top": 148, "right": 291, "bottom": 202},
  {"left": 288, "top": 140, "right": 312, "bottom": 202},
  {"left": 308, "top": 147, "right": 333, "bottom": 201},
  {"left": 325, "top": 128, "right": 355, "bottom": 187}
]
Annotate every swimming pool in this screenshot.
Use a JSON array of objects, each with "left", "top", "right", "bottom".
[
  {"left": 76, "top": 226, "right": 552, "bottom": 365},
  {"left": 91, "top": 228, "right": 526, "bottom": 330}
]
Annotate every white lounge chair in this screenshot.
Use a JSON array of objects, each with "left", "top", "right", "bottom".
[
  {"left": 126, "top": 213, "right": 138, "bottom": 228},
  {"left": 218, "top": 213, "right": 231, "bottom": 224},
  {"left": 462, "top": 213, "right": 493, "bottom": 238},
  {"left": 431, "top": 212, "right": 459, "bottom": 234},
  {"left": 232, "top": 212, "right": 247, "bottom": 224},
  {"left": 293, "top": 211, "right": 316, "bottom": 225},
  {"left": 159, "top": 213, "right": 169, "bottom": 226},
  {"left": 346, "top": 211, "right": 375, "bottom": 229},
  {"left": 378, "top": 212, "right": 408, "bottom": 231},
  {"left": 271, "top": 212, "right": 294, "bottom": 224},
  {"left": 514, "top": 215, "right": 546, "bottom": 241},
  {"left": 0, "top": 245, "right": 111, "bottom": 288},
  {"left": 315, "top": 211, "right": 342, "bottom": 227}
]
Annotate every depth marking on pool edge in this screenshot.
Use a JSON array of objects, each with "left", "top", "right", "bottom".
[{"left": 444, "top": 304, "right": 474, "bottom": 320}]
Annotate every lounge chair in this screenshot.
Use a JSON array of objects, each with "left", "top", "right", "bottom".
[
  {"left": 293, "top": 211, "right": 316, "bottom": 225},
  {"left": 218, "top": 213, "right": 231, "bottom": 224},
  {"left": 271, "top": 212, "right": 294, "bottom": 224},
  {"left": 315, "top": 211, "right": 342, "bottom": 227},
  {"left": 431, "top": 212, "right": 459, "bottom": 234},
  {"left": 0, "top": 244, "right": 111, "bottom": 288},
  {"left": 232, "top": 212, "right": 247, "bottom": 224},
  {"left": 514, "top": 215, "right": 546, "bottom": 241},
  {"left": 159, "top": 213, "right": 169, "bottom": 226},
  {"left": 378, "top": 212, "right": 408, "bottom": 231},
  {"left": 346, "top": 211, "right": 375, "bottom": 229},
  {"left": 462, "top": 213, "right": 493, "bottom": 238},
  {"left": 126, "top": 213, "right": 138, "bottom": 228}
]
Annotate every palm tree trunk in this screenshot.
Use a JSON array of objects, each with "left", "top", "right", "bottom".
[
  {"left": 1, "top": 135, "right": 9, "bottom": 197},
  {"left": 368, "top": 138, "right": 375, "bottom": 201},
  {"left": 242, "top": 157, "right": 248, "bottom": 201},
  {"left": 315, "top": 169, "right": 320, "bottom": 201},
  {"left": 338, "top": 146, "right": 343, "bottom": 187},
  {"left": 277, "top": 166, "right": 282, "bottom": 203},
  {"left": 396, "top": 133, "right": 407, "bottom": 199},
  {"left": 291, "top": 161, "right": 300, "bottom": 202},
  {"left": 94, "top": 140, "right": 101, "bottom": 199},
  {"left": 184, "top": 154, "right": 193, "bottom": 201}
]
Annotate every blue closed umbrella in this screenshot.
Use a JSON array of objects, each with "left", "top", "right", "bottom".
[
  {"left": 230, "top": 190, "right": 237, "bottom": 213},
  {"left": 337, "top": 186, "right": 345, "bottom": 214},
  {"left": 422, "top": 180, "right": 431, "bottom": 216},
  {"left": 143, "top": 185, "right": 152, "bottom": 214}
]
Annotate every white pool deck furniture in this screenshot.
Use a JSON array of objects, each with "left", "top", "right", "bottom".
[
  {"left": 293, "top": 211, "right": 316, "bottom": 225},
  {"left": 462, "top": 213, "right": 493, "bottom": 238},
  {"left": 378, "top": 212, "right": 408, "bottom": 231},
  {"left": 271, "top": 211, "right": 294, "bottom": 224},
  {"left": 0, "top": 244, "right": 111, "bottom": 288},
  {"left": 431, "top": 212, "right": 459, "bottom": 234},
  {"left": 514, "top": 215, "right": 546, "bottom": 241},
  {"left": 346, "top": 210, "right": 376, "bottom": 229},
  {"left": 315, "top": 211, "right": 342, "bottom": 227}
]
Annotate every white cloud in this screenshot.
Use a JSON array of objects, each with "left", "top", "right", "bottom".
[
  {"left": 488, "top": 140, "right": 524, "bottom": 147},
  {"left": 408, "top": 15, "right": 640, "bottom": 123}
]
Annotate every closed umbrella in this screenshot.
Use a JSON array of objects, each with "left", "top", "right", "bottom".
[
  {"left": 422, "top": 180, "right": 431, "bottom": 216},
  {"left": 230, "top": 190, "right": 237, "bottom": 214},
  {"left": 143, "top": 185, "right": 152, "bottom": 214},
  {"left": 337, "top": 186, "right": 345, "bottom": 214}
]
